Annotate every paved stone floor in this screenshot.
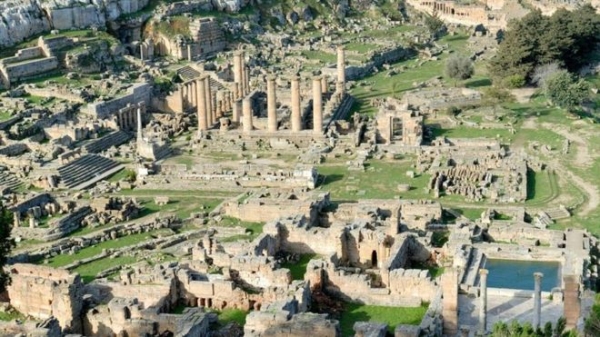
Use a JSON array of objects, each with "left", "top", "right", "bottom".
[{"left": 458, "top": 293, "right": 564, "bottom": 332}]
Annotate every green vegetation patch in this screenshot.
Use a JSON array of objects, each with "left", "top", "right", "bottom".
[
  {"left": 44, "top": 229, "right": 173, "bottom": 268},
  {"left": 73, "top": 256, "right": 138, "bottom": 284},
  {"left": 218, "top": 216, "right": 265, "bottom": 242},
  {"left": 338, "top": 303, "right": 427, "bottom": 336},
  {"left": 281, "top": 254, "right": 316, "bottom": 280},
  {"left": 318, "top": 160, "right": 431, "bottom": 200}
]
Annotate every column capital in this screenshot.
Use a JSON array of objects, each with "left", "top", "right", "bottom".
[
  {"left": 267, "top": 74, "right": 277, "bottom": 82},
  {"left": 479, "top": 269, "right": 489, "bottom": 276},
  {"left": 534, "top": 272, "right": 544, "bottom": 280}
]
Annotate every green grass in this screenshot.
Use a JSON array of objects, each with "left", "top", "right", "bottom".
[
  {"left": 318, "top": 160, "right": 431, "bottom": 200},
  {"left": 301, "top": 50, "right": 337, "bottom": 63},
  {"left": 44, "top": 229, "right": 173, "bottom": 268},
  {"left": 73, "top": 256, "right": 138, "bottom": 284},
  {"left": 0, "top": 309, "right": 26, "bottom": 321},
  {"left": 281, "top": 254, "right": 316, "bottom": 280},
  {"left": 431, "top": 126, "right": 514, "bottom": 142},
  {"left": 215, "top": 308, "right": 248, "bottom": 326},
  {"left": 338, "top": 303, "right": 427, "bottom": 336},
  {"left": 218, "top": 216, "right": 264, "bottom": 242},
  {"left": 455, "top": 208, "right": 485, "bottom": 221}
]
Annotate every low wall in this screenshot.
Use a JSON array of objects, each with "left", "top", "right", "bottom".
[{"left": 85, "top": 83, "right": 151, "bottom": 119}]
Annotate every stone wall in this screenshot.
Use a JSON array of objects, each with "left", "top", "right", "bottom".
[
  {"left": 84, "top": 83, "right": 152, "bottom": 119},
  {"left": 343, "top": 46, "right": 412, "bottom": 81},
  {"left": 6, "top": 264, "right": 84, "bottom": 333},
  {"left": 12, "top": 206, "right": 93, "bottom": 242}
]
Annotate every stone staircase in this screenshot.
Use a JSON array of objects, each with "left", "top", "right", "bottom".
[
  {"left": 0, "top": 170, "right": 21, "bottom": 191},
  {"left": 58, "top": 154, "right": 123, "bottom": 190},
  {"left": 83, "top": 130, "right": 132, "bottom": 154},
  {"left": 177, "top": 66, "right": 201, "bottom": 81},
  {"left": 460, "top": 247, "right": 485, "bottom": 292}
]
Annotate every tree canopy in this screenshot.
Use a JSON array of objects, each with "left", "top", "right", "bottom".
[
  {"left": 0, "top": 206, "right": 14, "bottom": 293},
  {"left": 544, "top": 70, "right": 589, "bottom": 112},
  {"left": 489, "top": 5, "right": 600, "bottom": 84}
]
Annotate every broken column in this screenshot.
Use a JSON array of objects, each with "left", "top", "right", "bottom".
[
  {"left": 267, "top": 75, "right": 277, "bottom": 132},
  {"left": 479, "top": 269, "right": 488, "bottom": 335},
  {"left": 291, "top": 75, "right": 302, "bottom": 132},
  {"left": 336, "top": 45, "right": 345, "bottom": 95},
  {"left": 312, "top": 76, "right": 323, "bottom": 135},
  {"left": 204, "top": 76, "right": 213, "bottom": 126},
  {"left": 233, "top": 50, "right": 243, "bottom": 99},
  {"left": 197, "top": 78, "right": 208, "bottom": 131},
  {"left": 533, "top": 272, "right": 543, "bottom": 329},
  {"left": 242, "top": 97, "right": 253, "bottom": 133},
  {"left": 321, "top": 75, "right": 328, "bottom": 94}
]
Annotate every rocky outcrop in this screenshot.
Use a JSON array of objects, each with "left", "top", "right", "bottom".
[{"left": 0, "top": 0, "right": 150, "bottom": 47}]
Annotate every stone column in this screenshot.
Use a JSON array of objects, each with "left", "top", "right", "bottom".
[
  {"left": 140, "top": 44, "right": 145, "bottom": 61},
  {"left": 242, "top": 97, "right": 252, "bottom": 133},
  {"left": 479, "top": 269, "right": 489, "bottom": 335},
  {"left": 190, "top": 81, "right": 196, "bottom": 108},
  {"left": 336, "top": 81, "right": 345, "bottom": 97},
  {"left": 232, "top": 99, "right": 242, "bottom": 123},
  {"left": 216, "top": 91, "right": 224, "bottom": 118},
  {"left": 533, "top": 272, "right": 543, "bottom": 329},
  {"left": 244, "top": 66, "right": 250, "bottom": 96},
  {"left": 177, "top": 85, "right": 184, "bottom": 113},
  {"left": 197, "top": 78, "right": 207, "bottom": 131},
  {"left": 187, "top": 44, "right": 192, "bottom": 62},
  {"left": 321, "top": 75, "right": 327, "bottom": 94},
  {"left": 211, "top": 91, "right": 217, "bottom": 123},
  {"left": 204, "top": 77, "right": 213, "bottom": 126},
  {"left": 564, "top": 275, "right": 580, "bottom": 329},
  {"left": 312, "top": 76, "right": 323, "bottom": 135},
  {"left": 291, "top": 75, "right": 302, "bottom": 132},
  {"left": 337, "top": 45, "right": 345, "bottom": 86},
  {"left": 233, "top": 50, "right": 243, "bottom": 99},
  {"left": 267, "top": 75, "right": 277, "bottom": 132},
  {"left": 235, "top": 83, "right": 242, "bottom": 100},
  {"left": 442, "top": 268, "right": 458, "bottom": 336}
]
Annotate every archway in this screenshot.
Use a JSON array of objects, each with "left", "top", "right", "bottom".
[{"left": 371, "top": 250, "right": 378, "bottom": 267}]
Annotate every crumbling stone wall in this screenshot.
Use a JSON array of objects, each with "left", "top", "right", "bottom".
[{"left": 6, "top": 264, "right": 84, "bottom": 333}]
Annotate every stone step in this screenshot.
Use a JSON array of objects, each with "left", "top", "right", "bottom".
[
  {"left": 83, "top": 130, "right": 132, "bottom": 154},
  {"left": 177, "top": 66, "right": 201, "bottom": 81},
  {"left": 58, "top": 154, "right": 121, "bottom": 189},
  {"left": 463, "top": 247, "right": 484, "bottom": 287}
]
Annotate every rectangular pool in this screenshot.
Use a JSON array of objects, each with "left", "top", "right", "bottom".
[{"left": 485, "top": 259, "right": 560, "bottom": 292}]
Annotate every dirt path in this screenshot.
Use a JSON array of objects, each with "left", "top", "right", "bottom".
[
  {"left": 543, "top": 123, "right": 593, "bottom": 167},
  {"left": 549, "top": 159, "right": 600, "bottom": 216}
]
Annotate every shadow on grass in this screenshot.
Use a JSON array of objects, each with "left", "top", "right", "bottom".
[
  {"left": 526, "top": 169, "right": 537, "bottom": 201},
  {"left": 465, "top": 78, "right": 492, "bottom": 88},
  {"left": 320, "top": 174, "right": 345, "bottom": 187}
]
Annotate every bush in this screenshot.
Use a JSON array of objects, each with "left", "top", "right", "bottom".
[
  {"left": 446, "top": 106, "right": 462, "bottom": 116},
  {"left": 502, "top": 74, "right": 526, "bottom": 89},
  {"left": 445, "top": 56, "right": 474, "bottom": 82}
]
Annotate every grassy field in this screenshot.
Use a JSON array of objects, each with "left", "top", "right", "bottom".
[
  {"left": 73, "top": 256, "right": 138, "bottom": 283},
  {"left": 338, "top": 303, "right": 428, "bottom": 336},
  {"left": 318, "top": 160, "right": 431, "bottom": 200},
  {"left": 218, "top": 216, "right": 265, "bottom": 242},
  {"left": 44, "top": 229, "right": 173, "bottom": 268}
]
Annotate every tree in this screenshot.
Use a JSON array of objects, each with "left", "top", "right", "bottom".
[
  {"left": 423, "top": 11, "right": 445, "bottom": 39},
  {"left": 445, "top": 55, "right": 474, "bottom": 84},
  {"left": 0, "top": 206, "right": 14, "bottom": 293},
  {"left": 544, "top": 70, "right": 590, "bottom": 112}
]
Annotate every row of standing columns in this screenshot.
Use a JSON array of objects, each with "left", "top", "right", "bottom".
[
  {"left": 478, "top": 269, "right": 545, "bottom": 335},
  {"left": 197, "top": 76, "right": 231, "bottom": 132}
]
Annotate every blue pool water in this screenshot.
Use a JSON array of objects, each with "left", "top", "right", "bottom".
[{"left": 485, "top": 259, "right": 560, "bottom": 292}]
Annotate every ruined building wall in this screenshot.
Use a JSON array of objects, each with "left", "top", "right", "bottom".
[{"left": 6, "top": 264, "right": 84, "bottom": 333}]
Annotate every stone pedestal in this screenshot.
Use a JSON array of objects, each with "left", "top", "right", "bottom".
[
  {"left": 291, "top": 75, "right": 302, "bottom": 132},
  {"left": 267, "top": 75, "right": 277, "bottom": 132},
  {"left": 312, "top": 76, "right": 323, "bottom": 134}
]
